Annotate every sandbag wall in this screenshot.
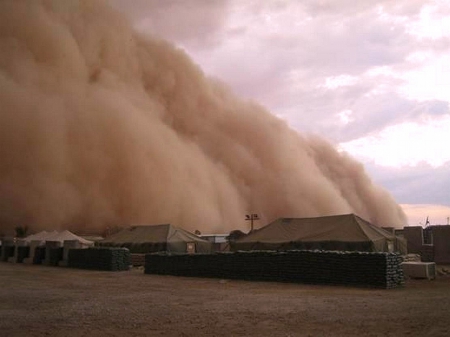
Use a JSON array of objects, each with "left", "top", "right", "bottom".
[
  {"left": 144, "top": 250, "right": 404, "bottom": 289},
  {"left": 1, "top": 245, "right": 14, "bottom": 262},
  {"left": 68, "top": 247, "right": 130, "bottom": 271},
  {"left": 16, "top": 246, "right": 30, "bottom": 263},
  {"left": 46, "top": 247, "right": 64, "bottom": 266},
  {"left": 33, "top": 246, "right": 46, "bottom": 264}
]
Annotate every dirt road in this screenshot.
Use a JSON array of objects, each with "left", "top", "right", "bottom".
[{"left": 1, "top": 263, "right": 449, "bottom": 336}]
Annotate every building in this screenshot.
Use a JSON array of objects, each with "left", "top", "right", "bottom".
[{"left": 400, "top": 225, "right": 450, "bottom": 264}]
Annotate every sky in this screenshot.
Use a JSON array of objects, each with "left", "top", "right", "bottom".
[{"left": 111, "top": 0, "right": 450, "bottom": 226}]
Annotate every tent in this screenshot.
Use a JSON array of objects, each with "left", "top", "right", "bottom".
[
  {"left": 24, "top": 230, "right": 93, "bottom": 246},
  {"left": 232, "top": 214, "right": 407, "bottom": 254},
  {"left": 98, "top": 224, "right": 213, "bottom": 253}
]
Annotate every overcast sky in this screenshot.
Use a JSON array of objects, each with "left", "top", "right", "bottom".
[{"left": 111, "top": 0, "right": 450, "bottom": 226}]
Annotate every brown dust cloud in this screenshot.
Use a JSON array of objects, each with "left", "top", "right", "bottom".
[{"left": 0, "top": 0, "right": 406, "bottom": 235}]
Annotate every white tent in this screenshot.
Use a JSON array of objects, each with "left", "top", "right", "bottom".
[{"left": 24, "top": 230, "right": 93, "bottom": 246}]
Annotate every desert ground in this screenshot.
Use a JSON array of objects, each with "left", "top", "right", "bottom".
[{"left": 1, "top": 262, "right": 449, "bottom": 337}]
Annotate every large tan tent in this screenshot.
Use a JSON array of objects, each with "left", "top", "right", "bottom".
[
  {"left": 98, "top": 224, "right": 212, "bottom": 253},
  {"left": 232, "top": 214, "right": 407, "bottom": 254}
]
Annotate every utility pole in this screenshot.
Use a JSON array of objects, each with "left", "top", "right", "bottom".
[{"left": 245, "top": 213, "right": 259, "bottom": 232}]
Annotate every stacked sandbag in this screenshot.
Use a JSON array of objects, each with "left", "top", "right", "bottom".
[
  {"left": 1, "top": 239, "right": 15, "bottom": 262},
  {"left": 16, "top": 246, "right": 30, "bottom": 263},
  {"left": 402, "top": 254, "right": 421, "bottom": 262},
  {"left": 33, "top": 246, "right": 46, "bottom": 264},
  {"left": 44, "top": 241, "right": 63, "bottom": 266},
  {"left": 44, "top": 247, "right": 64, "bottom": 266},
  {"left": 8, "top": 240, "right": 29, "bottom": 263},
  {"left": 59, "top": 240, "right": 82, "bottom": 267},
  {"left": 144, "top": 250, "right": 404, "bottom": 289},
  {"left": 68, "top": 247, "right": 130, "bottom": 271},
  {"left": 23, "top": 241, "right": 42, "bottom": 264}
]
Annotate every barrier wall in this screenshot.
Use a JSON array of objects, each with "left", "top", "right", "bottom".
[
  {"left": 59, "top": 240, "right": 82, "bottom": 266},
  {"left": 23, "top": 241, "right": 42, "bottom": 264},
  {"left": 68, "top": 247, "right": 131, "bottom": 271},
  {"left": 47, "top": 248, "right": 64, "bottom": 266},
  {"left": 1, "top": 239, "right": 14, "bottom": 262},
  {"left": 8, "top": 240, "right": 28, "bottom": 263},
  {"left": 15, "top": 246, "right": 30, "bottom": 263},
  {"left": 44, "top": 241, "right": 62, "bottom": 266},
  {"left": 144, "top": 250, "right": 404, "bottom": 289},
  {"left": 33, "top": 246, "right": 46, "bottom": 264}
]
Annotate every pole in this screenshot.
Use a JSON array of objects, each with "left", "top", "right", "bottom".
[{"left": 245, "top": 213, "right": 259, "bottom": 232}]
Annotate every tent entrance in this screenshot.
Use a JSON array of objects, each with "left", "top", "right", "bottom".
[
  {"left": 388, "top": 241, "right": 394, "bottom": 253},
  {"left": 186, "top": 242, "right": 196, "bottom": 254}
]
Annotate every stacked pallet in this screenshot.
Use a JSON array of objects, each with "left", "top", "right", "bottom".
[
  {"left": 68, "top": 247, "right": 131, "bottom": 271},
  {"left": 144, "top": 250, "right": 404, "bottom": 289}
]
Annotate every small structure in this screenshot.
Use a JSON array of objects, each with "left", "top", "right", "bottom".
[
  {"left": 401, "top": 225, "right": 450, "bottom": 264},
  {"left": 401, "top": 262, "right": 436, "bottom": 280}
]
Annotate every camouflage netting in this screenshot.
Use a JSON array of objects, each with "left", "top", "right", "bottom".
[
  {"left": 144, "top": 250, "right": 404, "bottom": 289},
  {"left": 68, "top": 247, "right": 130, "bottom": 271}
]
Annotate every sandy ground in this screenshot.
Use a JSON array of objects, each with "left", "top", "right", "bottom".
[{"left": 1, "top": 263, "right": 450, "bottom": 337}]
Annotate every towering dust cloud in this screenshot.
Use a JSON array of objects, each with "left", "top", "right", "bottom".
[{"left": 0, "top": 0, "right": 406, "bottom": 235}]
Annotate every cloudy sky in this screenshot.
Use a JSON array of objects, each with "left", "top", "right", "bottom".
[{"left": 111, "top": 0, "right": 450, "bottom": 226}]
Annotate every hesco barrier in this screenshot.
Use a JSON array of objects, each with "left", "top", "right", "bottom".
[
  {"left": 68, "top": 247, "right": 131, "bottom": 271},
  {"left": 144, "top": 250, "right": 404, "bottom": 289}
]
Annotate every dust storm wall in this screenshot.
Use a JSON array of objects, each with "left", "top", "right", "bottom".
[{"left": 0, "top": 0, "right": 406, "bottom": 235}]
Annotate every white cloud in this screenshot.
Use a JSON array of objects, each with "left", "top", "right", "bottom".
[
  {"left": 320, "top": 75, "right": 359, "bottom": 89},
  {"left": 406, "top": 2, "right": 450, "bottom": 39},
  {"left": 337, "top": 109, "right": 354, "bottom": 125},
  {"left": 400, "top": 53, "right": 450, "bottom": 102},
  {"left": 401, "top": 204, "right": 450, "bottom": 226},
  {"left": 339, "top": 115, "right": 450, "bottom": 168}
]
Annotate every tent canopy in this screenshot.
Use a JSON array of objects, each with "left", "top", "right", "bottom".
[
  {"left": 24, "top": 230, "right": 93, "bottom": 246},
  {"left": 232, "top": 214, "right": 407, "bottom": 254},
  {"left": 99, "top": 224, "right": 212, "bottom": 253}
]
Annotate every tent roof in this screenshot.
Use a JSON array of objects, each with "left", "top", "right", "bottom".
[
  {"left": 24, "top": 231, "right": 58, "bottom": 242},
  {"left": 236, "top": 213, "right": 395, "bottom": 244},
  {"left": 24, "top": 230, "right": 93, "bottom": 245},
  {"left": 48, "top": 230, "right": 94, "bottom": 245},
  {"left": 102, "top": 224, "right": 209, "bottom": 244}
]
